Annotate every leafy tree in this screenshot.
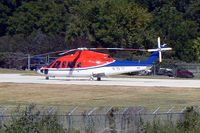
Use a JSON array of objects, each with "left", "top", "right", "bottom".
[
  {"left": 7, "top": 0, "right": 69, "bottom": 36},
  {"left": 66, "top": 0, "right": 155, "bottom": 49},
  {"left": 2, "top": 34, "right": 66, "bottom": 54},
  {"left": 1, "top": 0, "right": 199, "bottom": 62},
  {"left": 0, "top": 0, "right": 35, "bottom": 36},
  {"left": 135, "top": 0, "right": 200, "bottom": 62},
  {"left": 134, "top": 0, "right": 174, "bottom": 12},
  {"left": 184, "top": 0, "right": 200, "bottom": 24},
  {"left": 0, "top": 0, "right": 19, "bottom": 36},
  {"left": 192, "top": 37, "right": 200, "bottom": 62},
  {"left": 151, "top": 4, "right": 199, "bottom": 62}
]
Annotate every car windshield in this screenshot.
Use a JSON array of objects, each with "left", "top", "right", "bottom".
[{"left": 178, "top": 68, "right": 187, "bottom": 71}]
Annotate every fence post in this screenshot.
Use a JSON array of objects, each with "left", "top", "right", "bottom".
[
  {"left": 167, "top": 106, "right": 174, "bottom": 122},
  {"left": 68, "top": 107, "right": 78, "bottom": 133},
  {"left": 179, "top": 106, "right": 187, "bottom": 121},
  {"left": 105, "top": 107, "right": 113, "bottom": 133},
  {"left": 121, "top": 107, "right": 129, "bottom": 133},
  {"left": 0, "top": 107, "right": 8, "bottom": 127},
  {"left": 153, "top": 65, "right": 156, "bottom": 75},
  {"left": 87, "top": 107, "right": 97, "bottom": 132},
  {"left": 181, "top": 106, "right": 186, "bottom": 113},
  {"left": 48, "top": 106, "right": 56, "bottom": 114},
  {"left": 136, "top": 108, "right": 145, "bottom": 132},
  {"left": 152, "top": 107, "right": 160, "bottom": 120}
]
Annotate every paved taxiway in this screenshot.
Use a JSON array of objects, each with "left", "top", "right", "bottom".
[{"left": 0, "top": 74, "right": 200, "bottom": 88}]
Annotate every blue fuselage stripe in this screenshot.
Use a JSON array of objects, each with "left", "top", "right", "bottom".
[
  {"left": 47, "top": 60, "right": 152, "bottom": 71},
  {"left": 105, "top": 60, "right": 153, "bottom": 67}
]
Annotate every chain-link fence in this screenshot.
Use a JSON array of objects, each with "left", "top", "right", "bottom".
[
  {"left": 0, "top": 106, "right": 194, "bottom": 133},
  {"left": 1, "top": 53, "right": 200, "bottom": 79}
]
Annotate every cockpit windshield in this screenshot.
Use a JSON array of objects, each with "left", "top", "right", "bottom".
[{"left": 47, "top": 60, "right": 55, "bottom": 67}]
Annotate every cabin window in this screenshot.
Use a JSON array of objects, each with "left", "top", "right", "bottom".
[
  {"left": 67, "top": 62, "right": 75, "bottom": 68},
  {"left": 52, "top": 61, "right": 61, "bottom": 68},
  {"left": 47, "top": 60, "right": 54, "bottom": 67},
  {"left": 62, "top": 61, "right": 66, "bottom": 68},
  {"left": 77, "top": 62, "right": 81, "bottom": 68}
]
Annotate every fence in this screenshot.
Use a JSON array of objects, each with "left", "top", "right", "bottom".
[
  {"left": 175, "top": 63, "right": 200, "bottom": 73},
  {"left": 0, "top": 53, "right": 58, "bottom": 70},
  {"left": 0, "top": 106, "right": 196, "bottom": 132},
  {"left": 1, "top": 53, "right": 200, "bottom": 74}
]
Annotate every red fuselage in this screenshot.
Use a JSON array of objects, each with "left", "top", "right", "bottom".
[{"left": 46, "top": 51, "right": 114, "bottom": 69}]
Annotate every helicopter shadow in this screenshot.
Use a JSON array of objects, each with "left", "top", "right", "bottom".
[{"left": 43, "top": 77, "right": 106, "bottom": 82}]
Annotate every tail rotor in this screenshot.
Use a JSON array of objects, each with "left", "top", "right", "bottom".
[{"left": 147, "top": 37, "right": 172, "bottom": 62}]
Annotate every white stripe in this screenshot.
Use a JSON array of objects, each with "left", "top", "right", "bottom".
[{"left": 47, "top": 66, "right": 152, "bottom": 77}]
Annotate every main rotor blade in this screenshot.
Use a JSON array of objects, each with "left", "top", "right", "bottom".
[
  {"left": 88, "top": 48, "right": 147, "bottom": 51},
  {"left": 59, "top": 47, "right": 148, "bottom": 56},
  {"left": 59, "top": 49, "right": 78, "bottom": 55},
  {"left": 58, "top": 38, "right": 172, "bottom": 56}
]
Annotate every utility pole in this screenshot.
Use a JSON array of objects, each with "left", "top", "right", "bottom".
[
  {"left": 28, "top": 54, "right": 30, "bottom": 70},
  {"left": 47, "top": 54, "right": 49, "bottom": 64}
]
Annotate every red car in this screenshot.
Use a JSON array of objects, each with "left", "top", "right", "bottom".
[{"left": 176, "top": 68, "right": 194, "bottom": 78}]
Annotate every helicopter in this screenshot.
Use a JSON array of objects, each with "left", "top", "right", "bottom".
[{"left": 38, "top": 37, "right": 172, "bottom": 81}]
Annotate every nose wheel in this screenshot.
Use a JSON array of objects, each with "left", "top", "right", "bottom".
[
  {"left": 97, "top": 77, "right": 101, "bottom": 81},
  {"left": 90, "top": 76, "right": 101, "bottom": 81}
]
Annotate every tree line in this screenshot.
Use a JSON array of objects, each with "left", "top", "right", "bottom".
[{"left": 0, "top": 0, "right": 199, "bottom": 63}]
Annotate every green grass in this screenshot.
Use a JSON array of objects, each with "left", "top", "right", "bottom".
[
  {"left": 0, "top": 83, "right": 200, "bottom": 113},
  {"left": 0, "top": 68, "right": 39, "bottom": 75}
]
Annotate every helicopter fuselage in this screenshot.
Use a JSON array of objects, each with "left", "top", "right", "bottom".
[{"left": 39, "top": 50, "right": 152, "bottom": 79}]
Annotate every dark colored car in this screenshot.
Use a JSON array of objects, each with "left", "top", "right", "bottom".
[
  {"left": 157, "top": 68, "right": 174, "bottom": 77},
  {"left": 176, "top": 68, "right": 194, "bottom": 78}
]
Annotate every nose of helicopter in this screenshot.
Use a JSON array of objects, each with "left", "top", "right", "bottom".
[{"left": 37, "top": 67, "right": 44, "bottom": 74}]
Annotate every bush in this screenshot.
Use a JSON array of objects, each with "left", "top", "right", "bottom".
[
  {"left": 140, "top": 106, "right": 200, "bottom": 133},
  {"left": 177, "top": 106, "right": 200, "bottom": 132},
  {"left": 2, "top": 105, "right": 66, "bottom": 133}
]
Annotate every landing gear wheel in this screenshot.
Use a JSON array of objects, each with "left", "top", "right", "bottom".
[
  {"left": 45, "top": 76, "right": 49, "bottom": 80},
  {"left": 90, "top": 76, "right": 94, "bottom": 80},
  {"left": 97, "top": 77, "right": 101, "bottom": 81}
]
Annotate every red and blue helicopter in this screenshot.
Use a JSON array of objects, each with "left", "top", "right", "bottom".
[{"left": 38, "top": 37, "right": 172, "bottom": 80}]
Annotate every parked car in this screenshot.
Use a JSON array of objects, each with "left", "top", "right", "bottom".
[
  {"left": 176, "top": 68, "right": 194, "bottom": 78},
  {"left": 157, "top": 68, "right": 174, "bottom": 77}
]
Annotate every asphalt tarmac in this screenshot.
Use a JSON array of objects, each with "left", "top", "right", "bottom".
[{"left": 0, "top": 74, "right": 200, "bottom": 88}]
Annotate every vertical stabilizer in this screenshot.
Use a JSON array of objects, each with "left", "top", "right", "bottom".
[{"left": 146, "top": 51, "right": 159, "bottom": 64}]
